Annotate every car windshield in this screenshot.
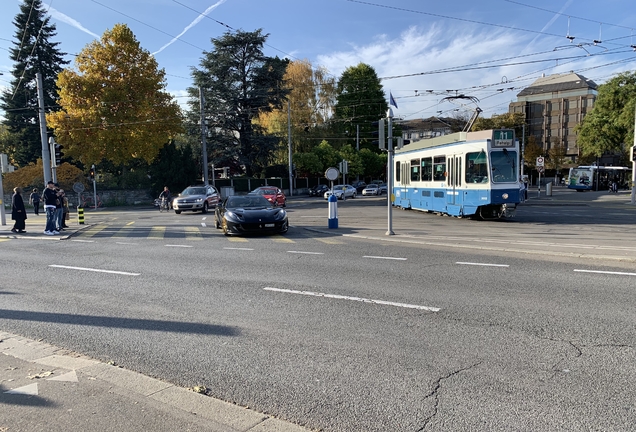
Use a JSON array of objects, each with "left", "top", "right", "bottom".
[
  {"left": 182, "top": 187, "right": 206, "bottom": 196},
  {"left": 253, "top": 188, "right": 276, "bottom": 195},
  {"left": 226, "top": 196, "right": 271, "bottom": 208},
  {"left": 366, "top": 185, "right": 377, "bottom": 189}
]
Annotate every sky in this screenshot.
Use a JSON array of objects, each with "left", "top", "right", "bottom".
[{"left": 1, "top": 0, "right": 635, "bottom": 123}]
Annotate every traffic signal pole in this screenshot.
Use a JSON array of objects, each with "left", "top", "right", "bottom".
[
  {"left": 631, "top": 108, "right": 636, "bottom": 205},
  {"left": 36, "top": 72, "right": 52, "bottom": 184},
  {"left": 386, "top": 108, "right": 395, "bottom": 236}
]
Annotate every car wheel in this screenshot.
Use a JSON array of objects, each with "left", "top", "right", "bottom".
[
  {"left": 352, "top": 192, "right": 357, "bottom": 199},
  {"left": 175, "top": 210, "right": 182, "bottom": 214},
  {"left": 202, "top": 202, "right": 208, "bottom": 214},
  {"left": 282, "top": 200, "right": 286, "bottom": 208}
]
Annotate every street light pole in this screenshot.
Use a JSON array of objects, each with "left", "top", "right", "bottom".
[
  {"left": 631, "top": 107, "right": 636, "bottom": 204},
  {"left": 288, "top": 100, "right": 293, "bottom": 197},
  {"left": 386, "top": 108, "right": 395, "bottom": 236}
]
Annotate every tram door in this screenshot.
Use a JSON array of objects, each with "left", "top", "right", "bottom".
[{"left": 446, "top": 154, "right": 462, "bottom": 214}]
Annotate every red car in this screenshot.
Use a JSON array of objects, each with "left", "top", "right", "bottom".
[{"left": 249, "top": 186, "right": 286, "bottom": 207}]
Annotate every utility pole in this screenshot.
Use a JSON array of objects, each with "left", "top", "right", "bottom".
[
  {"left": 521, "top": 123, "right": 526, "bottom": 178},
  {"left": 356, "top": 124, "right": 360, "bottom": 181},
  {"left": 386, "top": 108, "right": 395, "bottom": 236},
  {"left": 287, "top": 100, "right": 293, "bottom": 197},
  {"left": 36, "top": 72, "right": 51, "bottom": 184},
  {"left": 199, "top": 87, "right": 209, "bottom": 186},
  {"left": 631, "top": 107, "right": 636, "bottom": 204}
]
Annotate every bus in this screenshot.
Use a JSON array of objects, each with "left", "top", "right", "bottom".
[
  {"left": 567, "top": 166, "right": 631, "bottom": 191},
  {"left": 393, "top": 129, "right": 521, "bottom": 220}
]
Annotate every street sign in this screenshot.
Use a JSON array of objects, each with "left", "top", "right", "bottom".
[
  {"left": 536, "top": 157, "right": 544, "bottom": 167},
  {"left": 73, "top": 182, "right": 85, "bottom": 193},
  {"left": 537, "top": 165, "right": 545, "bottom": 173},
  {"left": 325, "top": 167, "right": 339, "bottom": 181}
]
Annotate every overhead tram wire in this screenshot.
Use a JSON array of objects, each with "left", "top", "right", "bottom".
[
  {"left": 346, "top": 0, "right": 631, "bottom": 49},
  {"left": 89, "top": 0, "right": 207, "bottom": 53}
]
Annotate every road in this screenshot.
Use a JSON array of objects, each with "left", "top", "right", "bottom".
[{"left": 1, "top": 193, "right": 636, "bottom": 431}]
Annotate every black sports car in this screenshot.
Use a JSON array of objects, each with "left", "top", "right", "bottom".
[
  {"left": 309, "top": 184, "right": 329, "bottom": 197},
  {"left": 214, "top": 195, "right": 289, "bottom": 235}
]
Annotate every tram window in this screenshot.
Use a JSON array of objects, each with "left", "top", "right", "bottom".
[
  {"left": 421, "top": 157, "right": 432, "bottom": 181},
  {"left": 422, "top": 191, "right": 431, "bottom": 197},
  {"left": 410, "top": 159, "right": 420, "bottom": 182},
  {"left": 490, "top": 150, "right": 518, "bottom": 183},
  {"left": 395, "top": 161, "right": 400, "bottom": 182},
  {"left": 433, "top": 156, "right": 446, "bottom": 181},
  {"left": 466, "top": 151, "right": 488, "bottom": 183}
]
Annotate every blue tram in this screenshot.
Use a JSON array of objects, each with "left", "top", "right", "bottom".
[{"left": 392, "top": 129, "right": 521, "bottom": 220}]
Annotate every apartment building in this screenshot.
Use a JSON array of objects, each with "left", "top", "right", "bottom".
[{"left": 509, "top": 72, "right": 597, "bottom": 164}]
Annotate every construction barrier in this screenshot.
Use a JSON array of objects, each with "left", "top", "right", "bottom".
[{"left": 77, "top": 207, "right": 84, "bottom": 224}]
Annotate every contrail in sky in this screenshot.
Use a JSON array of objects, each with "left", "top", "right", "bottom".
[
  {"left": 153, "top": 0, "right": 227, "bottom": 56},
  {"left": 49, "top": 6, "right": 100, "bottom": 39},
  {"left": 522, "top": 0, "right": 573, "bottom": 53}
]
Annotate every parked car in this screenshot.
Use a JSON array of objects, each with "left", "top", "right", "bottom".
[
  {"left": 309, "top": 184, "right": 329, "bottom": 197},
  {"left": 378, "top": 183, "right": 388, "bottom": 194},
  {"left": 324, "top": 185, "right": 357, "bottom": 200},
  {"left": 362, "top": 184, "right": 380, "bottom": 196},
  {"left": 249, "top": 186, "right": 286, "bottom": 207},
  {"left": 215, "top": 195, "right": 288, "bottom": 236},
  {"left": 351, "top": 181, "right": 367, "bottom": 193},
  {"left": 172, "top": 185, "right": 220, "bottom": 214}
]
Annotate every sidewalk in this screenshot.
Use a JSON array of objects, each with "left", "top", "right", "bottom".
[{"left": 0, "top": 331, "right": 309, "bottom": 432}]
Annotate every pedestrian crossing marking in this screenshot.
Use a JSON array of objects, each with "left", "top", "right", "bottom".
[
  {"left": 315, "top": 237, "right": 345, "bottom": 245},
  {"left": 111, "top": 227, "right": 130, "bottom": 238},
  {"left": 185, "top": 226, "right": 202, "bottom": 240},
  {"left": 273, "top": 236, "right": 294, "bottom": 243},
  {"left": 227, "top": 236, "right": 249, "bottom": 242},
  {"left": 81, "top": 224, "right": 109, "bottom": 238},
  {"left": 148, "top": 226, "right": 165, "bottom": 239}
]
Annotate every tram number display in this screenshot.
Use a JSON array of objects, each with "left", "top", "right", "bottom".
[{"left": 492, "top": 129, "right": 515, "bottom": 148}]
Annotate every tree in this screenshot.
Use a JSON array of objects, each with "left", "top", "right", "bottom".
[
  {"left": 46, "top": 24, "right": 183, "bottom": 167},
  {"left": 471, "top": 112, "right": 525, "bottom": 138},
  {"left": 577, "top": 71, "right": 636, "bottom": 159},
  {"left": 190, "top": 29, "right": 289, "bottom": 177},
  {"left": 0, "top": 0, "right": 68, "bottom": 167},
  {"left": 148, "top": 141, "right": 198, "bottom": 197},
  {"left": 358, "top": 148, "right": 385, "bottom": 179},
  {"left": 2, "top": 159, "right": 85, "bottom": 193},
  {"left": 547, "top": 137, "right": 568, "bottom": 173},
  {"left": 311, "top": 140, "right": 340, "bottom": 170},
  {"left": 256, "top": 59, "right": 336, "bottom": 162},
  {"left": 524, "top": 135, "right": 543, "bottom": 170},
  {"left": 333, "top": 63, "right": 388, "bottom": 152}
]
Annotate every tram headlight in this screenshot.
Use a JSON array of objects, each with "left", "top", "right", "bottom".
[{"left": 502, "top": 193, "right": 509, "bottom": 199}]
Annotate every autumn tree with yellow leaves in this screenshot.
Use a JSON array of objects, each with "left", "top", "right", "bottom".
[{"left": 46, "top": 24, "right": 183, "bottom": 167}]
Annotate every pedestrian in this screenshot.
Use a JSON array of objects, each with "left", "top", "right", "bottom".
[
  {"left": 61, "top": 190, "right": 70, "bottom": 229},
  {"left": 29, "top": 187, "right": 40, "bottom": 215},
  {"left": 54, "top": 185, "right": 64, "bottom": 232},
  {"left": 11, "top": 187, "right": 27, "bottom": 233},
  {"left": 42, "top": 181, "right": 59, "bottom": 235}
]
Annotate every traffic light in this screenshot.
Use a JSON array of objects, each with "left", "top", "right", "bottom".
[
  {"left": 631, "top": 146, "right": 636, "bottom": 163},
  {"left": 54, "top": 144, "right": 64, "bottom": 166},
  {"left": 89, "top": 167, "right": 95, "bottom": 180},
  {"left": 372, "top": 119, "right": 385, "bottom": 150}
]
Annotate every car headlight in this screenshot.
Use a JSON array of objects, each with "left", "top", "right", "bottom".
[
  {"left": 224, "top": 211, "right": 241, "bottom": 222},
  {"left": 195, "top": 198, "right": 204, "bottom": 202},
  {"left": 274, "top": 209, "right": 286, "bottom": 220}
]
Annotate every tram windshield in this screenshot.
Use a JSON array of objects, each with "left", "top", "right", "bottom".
[{"left": 490, "top": 150, "right": 517, "bottom": 183}]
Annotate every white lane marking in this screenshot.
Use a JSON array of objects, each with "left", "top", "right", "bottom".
[
  {"left": 49, "top": 265, "right": 140, "bottom": 276},
  {"left": 264, "top": 287, "right": 440, "bottom": 312},
  {"left": 116, "top": 242, "right": 138, "bottom": 245},
  {"left": 287, "top": 251, "right": 324, "bottom": 255},
  {"left": 47, "top": 371, "right": 78, "bottom": 382},
  {"left": 201, "top": 223, "right": 207, "bottom": 227},
  {"left": 5, "top": 383, "right": 38, "bottom": 395},
  {"left": 71, "top": 239, "right": 95, "bottom": 243},
  {"left": 202, "top": 217, "right": 207, "bottom": 220},
  {"left": 574, "top": 269, "right": 636, "bottom": 277},
  {"left": 363, "top": 256, "right": 407, "bottom": 261},
  {"left": 165, "top": 244, "right": 193, "bottom": 248},
  {"left": 224, "top": 247, "right": 254, "bottom": 251},
  {"left": 456, "top": 262, "right": 509, "bottom": 267}
]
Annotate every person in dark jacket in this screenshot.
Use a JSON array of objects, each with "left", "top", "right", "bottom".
[
  {"left": 11, "top": 187, "right": 27, "bottom": 233},
  {"left": 42, "top": 181, "right": 59, "bottom": 235},
  {"left": 29, "top": 188, "right": 40, "bottom": 215}
]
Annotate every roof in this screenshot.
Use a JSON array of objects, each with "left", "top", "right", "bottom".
[{"left": 516, "top": 72, "right": 597, "bottom": 97}]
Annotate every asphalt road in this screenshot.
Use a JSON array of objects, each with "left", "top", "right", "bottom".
[{"left": 2, "top": 194, "right": 636, "bottom": 431}]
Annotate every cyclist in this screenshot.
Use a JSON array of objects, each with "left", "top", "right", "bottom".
[{"left": 158, "top": 186, "right": 172, "bottom": 210}]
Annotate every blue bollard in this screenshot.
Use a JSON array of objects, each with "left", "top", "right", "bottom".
[{"left": 328, "top": 194, "right": 338, "bottom": 229}]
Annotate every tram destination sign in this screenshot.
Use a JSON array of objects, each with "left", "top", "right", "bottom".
[{"left": 492, "top": 129, "right": 515, "bottom": 148}]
